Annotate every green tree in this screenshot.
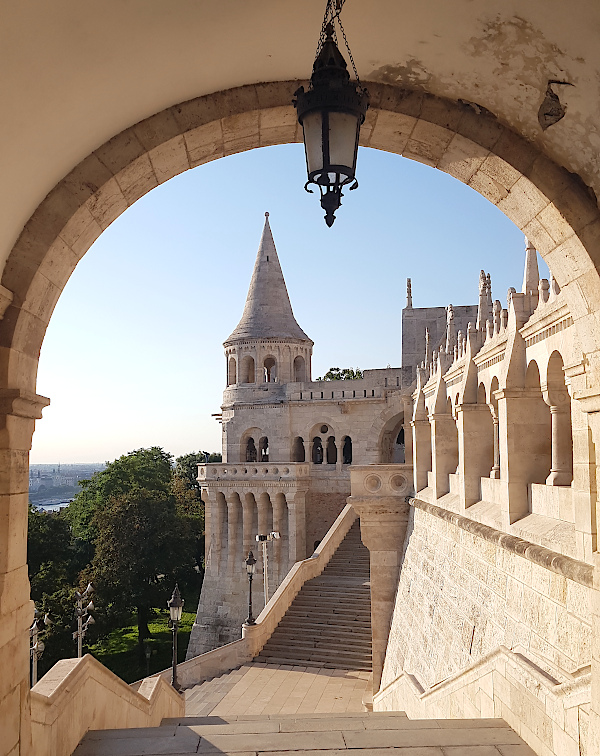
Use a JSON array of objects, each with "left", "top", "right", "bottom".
[
  {"left": 91, "top": 487, "right": 194, "bottom": 647},
  {"left": 27, "top": 507, "right": 95, "bottom": 674},
  {"left": 174, "top": 451, "right": 207, "bottom": 492},
  {"left": 67, "top": 447, "right": 173, "bottom": 543},
  {"left": 315, "top": 367, "right": 363, "bottom": 381}
]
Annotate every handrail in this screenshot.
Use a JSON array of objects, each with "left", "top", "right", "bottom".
[
  {"left": 149, "top": 503, "right": 359, "bottom": 687},
  {"left": 30, "top": 654, "right": 183, "bottom": 756}
]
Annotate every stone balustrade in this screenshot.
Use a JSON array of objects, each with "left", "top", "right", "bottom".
[
  {"left": 198, "top": 462, "right": 310, "bottom": 482},
  {"left": 30, "top": 654, "right": 183, "bottom": 756},
  {"left": 349, "top": 463, "right": 414, "bottom": 499}
]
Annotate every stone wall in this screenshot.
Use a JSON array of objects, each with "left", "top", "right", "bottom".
[
  {"left": 306, "top": 491, "right": 349, "bottom": 555},
  {"left": 377, "top": 500, "right": 592, "bottom": 755}
]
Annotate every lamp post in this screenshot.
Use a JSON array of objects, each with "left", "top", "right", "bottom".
[
  {"left": 245, "top": 551, "right": 257, "bottom": 625},
  {"left": 30, "top": 609, "right": 51, "bottom": 686},
  {"left": 73, "top": 583, "right": 94, "bottom": 658},
  {"left": 294, "top": 0, "right": 369, "bottom": 226},
  {"left": 168, "top": 584, "right": 184, "bottom": 692},
  {"left": 256, "top": 531, "right": 280, "bottom": 606}
]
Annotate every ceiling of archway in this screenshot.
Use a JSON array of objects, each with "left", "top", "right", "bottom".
[{"left": 2, "top": 0, "right": 600, "bottom": 272}]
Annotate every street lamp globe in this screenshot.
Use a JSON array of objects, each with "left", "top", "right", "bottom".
[
  {"left": 168, "top": 584, "right": 184, "bottom": 623},
  {"left": 245, "top": 551, "right": 257, "bottom": 575}
]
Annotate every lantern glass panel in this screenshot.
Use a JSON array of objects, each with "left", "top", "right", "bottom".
[
  {"left": 302, "top": 111, "right": 324, "bottom": 174},
  {"left": 328, "top": 111, "right": 358, "bottom": 173},
  {"left": 170, "top": 603, "right": 183, "bottom": 622}
]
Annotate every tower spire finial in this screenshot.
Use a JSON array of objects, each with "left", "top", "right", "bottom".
[
  {"left": 224, "top": 215, "right": 312, "bottom": 345},
  {"left": 522, "top": 236, "right": 540, "bottom": 296}
]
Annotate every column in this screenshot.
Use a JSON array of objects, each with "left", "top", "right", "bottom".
[
  {"left": 242, "top": 493, "right": 255, "bottom": 560},
  {"left": 336, "top": 440, "right": 343, "bottom": 472},
  {"left": 349, "top": 495, "right": 410, "bottom": 694},
  {"left": 546, "top": 405, "right": 573, "bottom": 485},
  {"left": 226, "top": 493, "right": 241, "bottom": 576},
  {"left": 288, "top": 490, "right": 307, "bottom": 565},
  {"left": 202, "top": 490, "right": 217, "bottom": 576},
  {"left": 257, "top": 492, "right": 270, "bottom": 536},
  {"left": 430, "top": 413, "right": 458, "bottom": 500},
  {"left": 491, "top": 411, "right": 500, "bottom": 479},
  {"left": 215, "top": 493, "right": 227, "bottom": 573},
  {"left": 0, "top": 390, "right": 49, "bottom": 756},
  {"left": 272, "top": 493, "right": 286, "bottom": 583},
  {"left": 497, "top": 389, "right": 551, "bottom": 526},
  {"left": 411, "top": 418, "right": 431, "bottom": 494},
  {"left": 456, "top": 404, "right": 494, "bottom": 510}
]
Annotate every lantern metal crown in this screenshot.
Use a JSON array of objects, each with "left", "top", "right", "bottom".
[{"left": 294, "top": 0, "right": 369, "bottom": 227}]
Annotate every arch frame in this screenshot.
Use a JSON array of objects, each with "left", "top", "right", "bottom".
[{"left": 4, "top": 80, "right": 600, "bottom": 396}]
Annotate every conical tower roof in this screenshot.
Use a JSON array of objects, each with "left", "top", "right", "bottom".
[{"left": 224, "top": 214, "right": 312, "bottom": 345}]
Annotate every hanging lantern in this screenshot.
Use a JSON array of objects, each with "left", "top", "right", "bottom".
[{"left": 294, "top": 1, "right": 369, "bottom": 227}]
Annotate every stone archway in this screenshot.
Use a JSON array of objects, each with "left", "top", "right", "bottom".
[
  {"left": 4, "top": 81, "right": 600, "bottom": 394},
  {"left": 5, "top": 79, "right": 600, "bottom": 756}
]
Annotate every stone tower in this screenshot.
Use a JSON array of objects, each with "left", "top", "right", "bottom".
[{"left": 221, "top": 212, "right": 314, "bottom": 463}]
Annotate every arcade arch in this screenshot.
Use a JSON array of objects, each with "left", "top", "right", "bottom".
[{"left": 4, "top": 80, "right": 600, "bottom": 756}]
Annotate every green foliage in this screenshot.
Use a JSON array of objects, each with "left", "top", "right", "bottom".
[
  {"left": 315, "top": 367, "right": 363, "bottom": 381},
  {"left": 174, "top": 451, "right": 205, "bottom": 492},
  {"left": 27, "top": 506, "right": 97, "bottom": 674},
  {"left": 27, "top": 447, "right": 207, "bottom": 673},
  {"left": 91, "top": 487, "right": 196, "bottom": 646},
  {"left": 67, "top": 447, "right": 173, "bottom": 543},
  {"left": 89, "top": 607, "right": 197, "bottom": 683}
]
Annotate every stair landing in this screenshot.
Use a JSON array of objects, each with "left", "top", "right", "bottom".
[{"left": 74, "top": 710, "right": 536, "bottom": 756}]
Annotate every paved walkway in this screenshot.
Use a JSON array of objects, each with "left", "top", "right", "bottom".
[
  {"left": 72, "top": 664, "right": 537, "bottom": 755},
  {"left": 184, "top": 662, "right": 371, "bottom": 717}
]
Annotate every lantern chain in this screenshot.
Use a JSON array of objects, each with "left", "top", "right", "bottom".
[{"left": 313, "top": 0, "right": 362, "bottom": 89}]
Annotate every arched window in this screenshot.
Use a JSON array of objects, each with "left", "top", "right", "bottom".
[
  {"left": 312, "top": 437, "right": 323, "bottom": 464},
  {"left": 259, "top": 436, "right": 269, "bottom": 462},
  {"left": 546, "top": 351, "right": 572, "bottom": 486},
  {"left": 292, "top": 436, "right": 305, "bottom": 462},
  {"left": 326, "top": 436, "right": 337, "bottom": 465},
  {"left": 525, "top": 360, "right": 552, "bottom": 483},
  {"left": 241, "top": 355, "right": 255, "bottom": 383},
  {"left": 342, "top": 436, "right": 352, "bottom": 465},
  {"left": 294, "top": 355, "right": 306, "bottom": 382},
  {"left": 228, "top": 356, "right": 237, "bottom": 385},
  {"left": 245, "top": 437, "right": 257, "bottom": 463},
  {"left": 264, "top": 357, "right": 277, "bottom": 383}
]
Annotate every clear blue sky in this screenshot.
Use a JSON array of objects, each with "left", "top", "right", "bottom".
[{"left": 31, "top": 144, "right": 548, "bottom": 463}]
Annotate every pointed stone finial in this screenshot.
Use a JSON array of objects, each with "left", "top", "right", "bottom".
[
  {"left": 477, "top": 270, "right": 487, "bottom": 331},
  {"left": 406, "top": 278, "right": 413, "bottom": 308},
  {"left": 522, "top": 237, "right": 540, "bottom": 296},
  {"left": 446, "top": 304, "right": 456, "bottom": 353},
  {"left": 224, "top": 214, "right": 312, "bottom": 345},
  {"left": 550, "top": 274, "right": 561, "bottom": 298},
  {"left": 493, "top": 300, "right": 501, "bottom": 336}
]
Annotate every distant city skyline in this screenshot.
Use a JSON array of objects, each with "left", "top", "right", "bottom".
[{"left": 30, "top": 144, "right": 546, "bottom": 464}]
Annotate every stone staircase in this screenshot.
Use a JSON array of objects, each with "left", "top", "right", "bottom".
[
  {"left": 73, "top": 711, "right": 535, "bottom": 755},
  {"left": 255, "top": 520, "right": 372, "bottom": 670}
]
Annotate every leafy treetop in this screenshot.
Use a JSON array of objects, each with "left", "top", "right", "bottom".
[{"left": 315, "top": 367, "right": 363, "bottom": 381}]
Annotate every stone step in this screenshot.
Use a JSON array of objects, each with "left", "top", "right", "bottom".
[
  {"left": 74, "top": 712, "right": 533, "bottom": 755},
  {"left": 276, "top": 617, "right": 371, "bottom": 632},
  {"left": 260, "top": 645, "right": 372, "bottom": 662},
  {"left": 285, "top": 606, "right": 371, "bottom": 619},
  {"left": 271, "top": 631, "right": 372, "bottom": 647},
  {"left": 291, "top": 596, "right": 371, "bottom": 608},
  {"left": 263, "top": 632, "right": 372, "bottom": 648},
  {"left": 257, "top": 651, "right": 372, "bottom": 669}
]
